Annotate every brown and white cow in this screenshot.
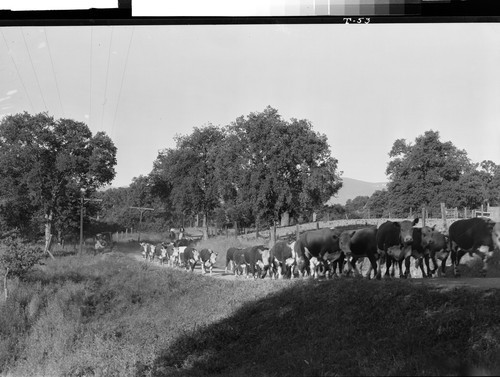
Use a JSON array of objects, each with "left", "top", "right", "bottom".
[
  {"left": 182, "top": 246, "right": 200, "bottom": 272},
  {"left": 268, "top": 241, "right": 296, "bottom": 279},
  {"left": 199, "top": 248, "right": 218, "bottom": 275}
]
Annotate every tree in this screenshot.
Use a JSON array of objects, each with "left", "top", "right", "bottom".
[
  {"left": 385, "top": 130, "right": 473, "bottom": 216},
  {"left": 366, "top": 190, "right": 390, "bottom": 218},
  {"left": 151, "top": 125, "right": 226, "bottom": 239},
  {"left": 345, "top": 196, "right": 370, "bottom": 219},
  {"left": 0, "top": 112, "right": 117, "bottom": 250},
  {"left": 214, "top": 106, "right": 342, "bottom": 227}
]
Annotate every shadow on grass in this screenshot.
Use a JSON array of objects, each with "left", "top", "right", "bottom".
[{"left": 146, "top": 278, "right": 500, "bottom": 377}]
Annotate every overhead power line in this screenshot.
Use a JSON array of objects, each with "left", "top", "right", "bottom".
[
  {"left": 101, "top": 26, "right": 114, "bottom": 132},
  {"left": 111, "top": 27, "right": 135, "bottom": 139},
  {"left": 89, "top": 26, "right": 93, "bottom": 127},
  {"left": 21, "top": 27, "right": 48, "bottom": 112},
  {"left": 1, "top": 29, "right": 35, "bottom": 113},
  {"left": 44, "top": 27, "right": 65, "bottom": 117}
]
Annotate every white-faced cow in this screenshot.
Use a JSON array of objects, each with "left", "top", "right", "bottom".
[
  {"left": 140, "top": 242, "right": 154, "bottom": 261},
  {"left": 375, "top": 218, "right": 419, "bottom": 279},
  {"left": 199, "top": 248, "right": 218, "bottom": 275},
  {"left": 181, "top": 246, "right": 200, "bottom": 272},
  {"left": 232, "top": 245, "right": 269, "bottom": 279},
  {"left": 294, "top": 228, "right": 342, "bottom": 278},
  {"left": 338, "top": 227, "right": 379, "bottom": 279},
  {"left": 448, "top": 217, "right": 498, "bottom": 277}
]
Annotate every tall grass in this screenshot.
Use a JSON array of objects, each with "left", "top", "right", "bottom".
[{"left": 1, "top": 243, "right": 500, "bottom": 376}]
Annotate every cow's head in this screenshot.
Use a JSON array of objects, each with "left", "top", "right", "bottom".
[
  {"left": 210, "top": 249, "right": 218, "bottom": 263},
  {"left": 259, "top": 248, "right": 270, "bottom": 267},
  {"left": 420, "top": 226, "right": 434, "bottom": 248},
  {"left": 339, "top": 230, "right": 355, "bottom": 257},
  {"left": 399, "top": 218, "right": 419, "bottom": 245}
]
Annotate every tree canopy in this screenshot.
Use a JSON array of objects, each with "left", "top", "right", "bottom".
[
  {"left": 385, "top": 130, "right": 499, "bottom": 215},
  {"left": 0, "top": 112, "right": 117, "bottom": 244},
  {"left": 150, "top": 107, "right": 342, "bottom": 235}
]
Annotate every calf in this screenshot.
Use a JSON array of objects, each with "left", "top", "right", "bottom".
[
  {"left": 199, "top": 248, "right": 218, "bottom": 275},
  {"left": 140, "top": 242, "right": 154, "bottom": 261}
]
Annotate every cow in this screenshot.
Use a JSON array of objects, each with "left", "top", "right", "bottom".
[
  {"left": 140, "top": 242, "right": 154, "bottom": 261},
  {"left": 268, "top": 241, "right": 296, "bottom": 279},
  {"left": 199, "top": 248, "right": 218, "bottom": 275},
  {"left": 173, "top": 238, "right": 194, "bottom": 268},
  {"left": 338, "top": 227, "right": 379, "bottom": 279},
  {"left": 403, "top": 226, "right": 435, "bottom": 278},
  {"left": 375, "top": 218, "right": 419, "bottom": 279},
  {"left": 225, "top": 247, "right": 242, "bottom": 273},
  {"left": 232, "top": 248, "right": 248, "bottom": 277},
  {"left": 232, "top": 245, "right": 269, "bottom": 279},
  {"left": 181, "top": 246, "right": 200, "bottom": 272},
  {"left": 448, "top": 217, "right": 498, "bottom": 277},
  {"left": 294, "top": 228, "right": 342, "bottom": 278},
  {"left": 493, "top": 222, "right": 500, "bottom": 250},
  {"left": 419, "top": 226, "right": 450, "bottom": 277}
]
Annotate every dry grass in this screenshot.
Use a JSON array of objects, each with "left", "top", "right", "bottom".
[{"left": 1, "top": 242, "right": 500, "bottom": 376}]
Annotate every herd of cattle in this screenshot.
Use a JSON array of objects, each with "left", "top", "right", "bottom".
[{"left": 139, "top": 217, "right": 500, "bottom": 280}]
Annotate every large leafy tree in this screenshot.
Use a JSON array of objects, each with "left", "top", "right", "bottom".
[
  {"left": 0, "top": 112, "right": 117, "bottom": 248},
  {"left": 151, "top": 125, "right": 226, "bottom": 238},
  {"left": 386, "top": 130, "right": 473, "bottom": 216},
  {"left": 214, "top": 106, "right": 342, "bottom": 227}
]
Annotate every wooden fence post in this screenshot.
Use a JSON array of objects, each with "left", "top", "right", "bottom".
[
  {"left": 421, "top": 206, "right": 426, "bottom": 227},
  {"left": 440, "top": 203, "right": 447, "bottom": 231},
  {"left": 270, "top": 225, "right": 276, "bottom": 248}
]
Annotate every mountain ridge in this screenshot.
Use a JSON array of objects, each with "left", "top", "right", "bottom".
[{"left": 328, "top": 177, "right": 387, "bottom": 206}]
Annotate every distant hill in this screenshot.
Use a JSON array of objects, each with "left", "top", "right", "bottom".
[{"left": 327, "top": 177, "right": 387, "bottom": 206}]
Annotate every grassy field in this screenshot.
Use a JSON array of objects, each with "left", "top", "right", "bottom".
[{"left": 1, "top": 239, "right": 500, "bottom": 376}]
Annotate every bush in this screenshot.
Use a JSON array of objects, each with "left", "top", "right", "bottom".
[{"left": 0, "top": 236, "right": 44, "bottom": 279}]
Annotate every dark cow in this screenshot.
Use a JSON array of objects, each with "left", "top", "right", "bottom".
[
  {"left": 403, "top": 226, "right": 434, "bottom": 278},
  {"left": 375, "top": 218, "right": 419, "bottom": 279},
  {"left": 232, "top": 249, "right": 248, "bottom": 277},
  {"left": 160, "top": 242, "right": 175, "bottom": 266},
  {"left": 199, "top": 248, "right": 218, "bottom": 275},
  {"left": 181, "top": 246, "right": 200, "bottom": 272},
  {"left": 338, "top": 227, "right": 379, "bottom": 279},
  {"left": 225, "top": 247, "right": 242, "bottom": 273},
  {"left": 268, "top": 241, "right": 296, "bottom": 279},
  {"left": 493, "top": 222, "right": 500, "bottom": 250},
  {"left": 422, "top": 226, "right": 450, "bottom": 277},
  {"left": 294, "top": 228, "right": 342, "bottom": 278},
  {"left": 449, "top": 217, "right": 497, "bottom": 277},
  {"left": 232, "top": 245, "right": 269, "bottom": 279}
]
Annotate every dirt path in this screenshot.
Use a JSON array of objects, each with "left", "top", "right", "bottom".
[{"left": 116, "top": 244, "right": 500, "bottom": 289}]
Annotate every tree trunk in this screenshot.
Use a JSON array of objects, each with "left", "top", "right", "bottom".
[
  {"left": 255, "top": 218, "right": 260, "bottom": 239},
  {"left": 270, "top": 225, "right": 276, "bottom": 248},
  {"left": 203, "top": 213, "right": 209, "bottom": 240},
  {"left": 233, "top": 220, "right": 238, "bottom": 239},
  {"left": 44, "top": 211, "right": 55, "bottom": 259},
  {"left": 3, "top": 268, "right": 8, "bottom": 301}
]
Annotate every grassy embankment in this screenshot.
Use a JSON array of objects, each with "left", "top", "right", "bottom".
[{"left": 1, "top": 238, "right": 500, "bottom": 376}]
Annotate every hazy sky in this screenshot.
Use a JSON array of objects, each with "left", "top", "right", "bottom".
[{"left": 0, "top": 23, "right": 499, "bottom": 187}]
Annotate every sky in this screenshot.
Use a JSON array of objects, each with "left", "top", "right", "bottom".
[{"left": 0, "top": 22, "right": 499, "bottom": 188}]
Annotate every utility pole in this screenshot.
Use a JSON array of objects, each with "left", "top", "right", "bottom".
[
  {"left": 79, "top": 196, "right": 103, "bottom": 255},
  {"left": 129, "top": 206, "right": 154, "bottom": 242}
]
